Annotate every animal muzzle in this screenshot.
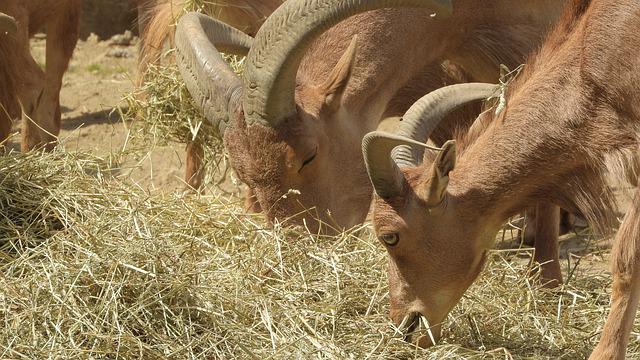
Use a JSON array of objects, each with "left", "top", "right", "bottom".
[
  {"left": 262, "top": 192, "right": 349, "bottom": 235},
  {"left": 398, "top": 311, "right": 441, "bottom": 348}
]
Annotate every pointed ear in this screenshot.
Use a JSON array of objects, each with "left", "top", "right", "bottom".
[
  {"left": 422, "top": 140, "right": 456, "bottom": 206},
  {"left": 321, "top": 35, "right": 357, "bottom": 111}
]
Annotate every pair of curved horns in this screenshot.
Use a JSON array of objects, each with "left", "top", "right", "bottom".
[
  {"left": 176, "top": 0, "right": 453, "bottom": 138},
  {"left": 0, "top": 13, "right": 17, "bottom": 35},
  {"left": 363, "top": 83, "right": 499, "bottom": 198}
]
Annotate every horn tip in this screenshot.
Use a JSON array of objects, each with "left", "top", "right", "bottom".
[{"left": 0, "top": 14, "right": 17, "bottom": 35}]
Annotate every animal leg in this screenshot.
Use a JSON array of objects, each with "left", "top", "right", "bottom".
[
  {"left": 590, "top": 185, "right": 640, "bottom": 360},
  {"left": 520, "top": 206, "right": 537, "bottom": 246},
  {"left": 530, "top": 202, "right": 562, "bottom": 287},
  {"left": 7, "top": 6, "right": 44, "bottom": 151},
  {"left": 0, "top": 13, "right": 20, "bottom": 149},
  {"left": 22, "top": 1, "right": 80, "bottom": 151},
  {"left": 0, "top": 43, "right": 15, "bottom": 150},
  {"left": 522, "top": 206, "right": 579, "bottom": 245},
  {"left": 244, "top": 187, "right": 262, "bottom": 213},
  {"left": 0, "top": 111, "right": 10, "bottom": 151},
  {"left": 185, "top": 141, "right": 206, "bottom": 190},
  {"left": 18, "top": 56, "right": 45, "bottom": 151}
]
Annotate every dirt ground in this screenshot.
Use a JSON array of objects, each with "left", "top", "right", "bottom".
[{"left": 6, "top": 34, "right": 189, "bottom": 191}]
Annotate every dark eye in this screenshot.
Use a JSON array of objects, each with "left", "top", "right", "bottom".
[
  {"left": 379, "top": 233, "right": 399, "bottom": 247},
  {"left": 298, "top": 148, "right": 318, "bottom": 173}
]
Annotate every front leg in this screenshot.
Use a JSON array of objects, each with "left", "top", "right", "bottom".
[
  {"left": 23, "top": 1, "right": 80, "bottom": 151},
  {"left": 185, "top": 141, "right": 206, "bottom": 190},
  {"left": 530, "top": 202, "right": 562, "bottom": 287},
  {"left": 590, "top": 185, "right": 640, "bottom": 360},
  {"left": 244, "top": 187, "right": 262, "bottom": 213}
]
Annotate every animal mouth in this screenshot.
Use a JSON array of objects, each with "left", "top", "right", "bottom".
[{"left": 398, "top": 312, "right": 438, "bottom": 346}]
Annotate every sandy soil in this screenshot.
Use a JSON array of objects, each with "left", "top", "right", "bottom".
[{"left": 7, "top": 34, "right": 189, "bottom": 191}]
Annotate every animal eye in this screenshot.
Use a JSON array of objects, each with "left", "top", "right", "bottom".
[
  {"left": 379, "top": 233, "right": 399, "bottom": 247},
  {"left": 298, "top": 148, "right": 318, "bottom": 173}
]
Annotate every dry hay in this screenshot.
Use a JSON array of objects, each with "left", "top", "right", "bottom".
[
  {"left": 123, "top": 55, "right": 245, "bottom": 189},
  {"left": 0, "top": 149, "right": 637, "bottom": 359},
  {"left": 124, "top": 51, "right": 243, "bottom": 154},
  {"left": 123, "top": 61, "right": 223, "bottom": 188}
]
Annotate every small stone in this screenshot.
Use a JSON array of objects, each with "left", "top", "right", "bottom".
[
  {"left": 86, "top": 33, "right": 99, "bottom": 44},
  {"left": 106, "top": 48, "right": 133, "bottom": 58},
  {"left": 109, "top": 30, "right": 134, "bottom": 46}
]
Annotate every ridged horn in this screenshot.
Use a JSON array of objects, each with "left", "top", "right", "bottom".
[
  {"left": 363, "top": 131, "right": 441, "bottom": 198},
  {"left": 363, "top": 83, "right": 498, "bottom": 198},
  {"left": 175, "top": 12, "right": 254, "bottom": 137},
  {"left": 0, "top": 13, "right": 17, "bottom": 35},
  {"left": 243, "top": 0, "right": 453, "bottom": 127},
  {"left": 392, "top": 83, "right": 499, "bottom": 167}
]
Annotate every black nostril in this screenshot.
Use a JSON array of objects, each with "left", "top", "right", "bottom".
[
  {"left": 399, "top": 312, "right": 438, "bottom": 346},
  {"left": 398, "top": 312, "right": 420, "bottom": 342}
]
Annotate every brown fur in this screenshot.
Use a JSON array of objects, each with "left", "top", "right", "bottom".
[
  {"left": 0, "top": 0, "right": 81, "bottom": 151},
  {"left": 223, "top": 1, "right": 567, "bottom": 233},
  {"left": 370, "top": 0, "right": 640, "bottom": 357}
]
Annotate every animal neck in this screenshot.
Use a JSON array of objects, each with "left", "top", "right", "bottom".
[
  {"left": 300, "top": 9, "right": 457, "bottom": 115},
  {"left": 298, "top": 1, "right": 565, "bottom": 129},
  {"left": 444, "top": 0, "right": 564, "bottom": 82},
  {"left": 449, "top": 0, "right": 640, "bottom": 234},
  {"left": 449, "top": 96, "right": 587, "bottom": 222}
]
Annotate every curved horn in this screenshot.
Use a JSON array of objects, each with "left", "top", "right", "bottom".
[
  {"left": 175, "top": 12, "right": 254, "bottom": 137},
  {"left": 243, "top": 0, "right": 453, "bottom": 127},
  {"left": 392, "top": 83, "right": 499, "bottom": 167},
  {"left": 0, "top": 13, "right": 17, "bottom": 35},
  {"left": 363, "top": 83, "right": 498, "bottom": 197},
  {"left": 363, "top": 131, "right": 441, "bottom": 198}
]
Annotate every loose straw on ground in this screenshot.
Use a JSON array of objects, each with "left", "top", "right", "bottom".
[{"left": 0, "top": 149, "right": 635, "bottom": 359}]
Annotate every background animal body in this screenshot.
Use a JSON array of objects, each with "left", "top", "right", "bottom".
[
  {"left": 0, "top": 0, "right": 279, "bottom": 154},
  {"left": 0, "top": 0, "right": 81, "bottom": 151},
  {"left": 366, "top": 0, "right": 640, "bottom": 357},
  {"left": 138, "top": 0, "right": 283, "bottom": 76},
  {"left": 193, "top": 0, "right": 567, "bottom": 233}
]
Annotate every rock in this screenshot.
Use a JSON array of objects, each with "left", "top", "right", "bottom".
[
  {"left": 109, "top": 30, "right": 134, "bottom": 46},
  {"left": 86, "top": 33, "right": 100, "bottom": 45},
  {"left": 106, "top": 48, "right": 134, "bottom": 59}
]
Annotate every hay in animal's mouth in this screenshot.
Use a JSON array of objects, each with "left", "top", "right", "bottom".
[{"left": 0, "top": 147, "right": 634, "bottom": 359}]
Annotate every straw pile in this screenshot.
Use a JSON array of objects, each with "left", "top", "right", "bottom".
[{"left": 0, "top": 149, "right": 636, "bottom": 359}]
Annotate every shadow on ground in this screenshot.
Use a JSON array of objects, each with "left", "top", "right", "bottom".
[{"left": 62, "top": 107, "right": 127, "bottom": 131}]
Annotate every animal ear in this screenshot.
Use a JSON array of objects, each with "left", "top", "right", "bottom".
[
  {"left": 321, "top": 35, "right": 357, "bottom": 111},
  {"left": 422, "top": 140, "right": 456, "bottom": 206}
]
